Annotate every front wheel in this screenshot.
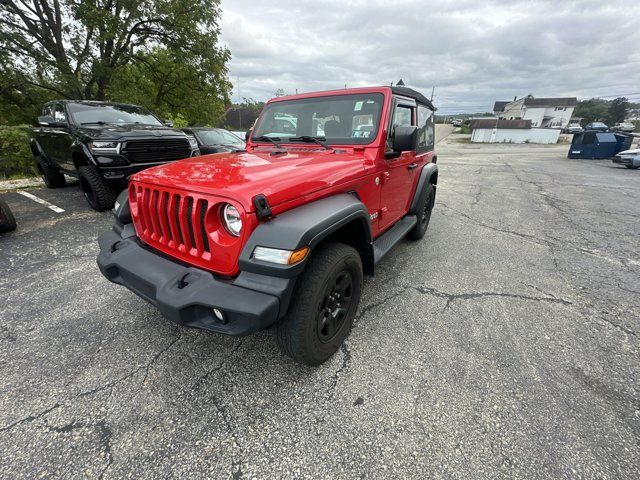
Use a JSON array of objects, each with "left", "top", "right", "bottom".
[
  {"left": 0, "top": 196, "right": 17, "bottom": 233},
  {"left": 407, "top": 183, "right": 435, "bottom": 240},
  {"left": 36, "top": 156, "right": 66, "bottom": 189},
  {"left": 274, "top": 242, "right": 363, "bottom": 366},
  {"left": 78, "top": 165, "right": 118, "bottom": 211}
]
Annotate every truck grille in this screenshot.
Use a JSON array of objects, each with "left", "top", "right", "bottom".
[
  {"left": 122, "top": 139, "right": 191, "bottom": 163},
  {"left": 132, "top": 184, "right": 211, "bottom": 259}
]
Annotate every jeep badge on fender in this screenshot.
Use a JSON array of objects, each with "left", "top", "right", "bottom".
[{"left": 97, "top": 86, "right": 438, "bottom": 365}]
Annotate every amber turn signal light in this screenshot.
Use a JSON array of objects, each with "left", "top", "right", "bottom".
[{"left": 288, "top": 247, "right": 309, "bottom": 265}]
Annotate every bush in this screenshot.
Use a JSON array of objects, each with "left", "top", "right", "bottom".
[{"left": 0, "top": 125, "right": 36, "bottom": 179}]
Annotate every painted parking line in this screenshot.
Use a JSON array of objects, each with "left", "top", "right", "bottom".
[{"left": 16, "top": 190, "right": 65, "bottom": 213}]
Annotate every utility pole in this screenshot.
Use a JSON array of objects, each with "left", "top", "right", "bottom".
[
  {"left": 430, "top": 86, "right": 435, "bottom": 102},
  {"left": 237, "top": 75, "right": 242, "bottom": 131}
]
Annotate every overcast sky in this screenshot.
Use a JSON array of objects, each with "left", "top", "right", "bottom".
[{"left": 219, "top": 0, "right": 640, "bottom": 114}]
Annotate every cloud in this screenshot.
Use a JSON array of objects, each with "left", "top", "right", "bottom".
[{"left": 219, "top": 0, "right": 640, "bottom": 113}]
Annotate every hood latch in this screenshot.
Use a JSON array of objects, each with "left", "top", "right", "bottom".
[{"left": 253, "top": 194, "right": 273, "bottom": 221}]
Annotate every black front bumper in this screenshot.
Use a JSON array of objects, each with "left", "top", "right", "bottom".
[{"left": 97, "top": 228, "right": 293, "bottom": 335}]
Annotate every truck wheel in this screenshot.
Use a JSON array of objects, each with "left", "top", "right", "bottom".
[
  {"left": 36, "top": 156, "right": 66, "bottom": 189},
  {"left": 406, "top": 183, "right": 435, "bottom": 240},
  {"left": 275, "top": 242, "right": 363, "bottom": 366},
  {"left": 0, "top": 197, "right": 17, "bottom": 233},
  {"left": 78, "top": 166, "right": 117, "bottom": 211},
  {"left": 626, "top": 165, "right": 639, "bottom": 170}
]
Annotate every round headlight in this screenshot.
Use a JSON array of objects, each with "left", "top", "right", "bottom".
[{"left": 222, "top": 204, "right": 242, "bottom": 236}]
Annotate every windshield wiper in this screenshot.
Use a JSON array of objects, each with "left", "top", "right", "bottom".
[
  {"left": 81, "top": 121, "right": 111, "bottom": 125},
  {"left": 288, "top": 135, "right": 330, "bottom": 150},
  {"left": 251, "top": 135, "right": 283, "bottom": 148}
]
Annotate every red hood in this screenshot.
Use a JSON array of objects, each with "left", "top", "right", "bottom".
[{"left": 132, "top": 149, "right": 366, "bottom": 212}]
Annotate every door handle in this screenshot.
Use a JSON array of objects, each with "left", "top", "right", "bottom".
[{"left": 407, "top": 162, "right": 418, "bottom": 170}]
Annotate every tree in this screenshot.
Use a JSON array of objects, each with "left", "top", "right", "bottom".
[
  {"left": 608, "top": 97, "right": 629, "bottom": 125},
  {"left": 275, "top": 88, "right": 286, "bottom": 97},
  {"left": 223, "top": 98, "right": 264, "bottom": 131},
  {"left": 574, "top": 97, "right": 630, "bottom": 126},
  {"left": 108, "top": 48, "right": 231, "bottom": 126},
  {"left": 0, "top": 0, "right": 230, "bottom": 123}
]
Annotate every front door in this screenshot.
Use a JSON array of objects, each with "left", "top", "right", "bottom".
[
  {"left": 50, "top": 103, "right": 74, "bottom": 172},
  {"left": 379, "top": 98, "right": 419, "bottom": 231}
]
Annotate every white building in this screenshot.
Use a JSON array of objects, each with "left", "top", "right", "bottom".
[
  {"left": 493, "top": 95, "right": 577, "bottom": 128},
  {"left": 469, "top": 119, "right": 560, "bottom": 144}
]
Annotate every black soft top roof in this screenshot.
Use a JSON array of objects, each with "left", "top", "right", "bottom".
[{"left": 390, "top": 86, "right": 435, "bottom": 111}]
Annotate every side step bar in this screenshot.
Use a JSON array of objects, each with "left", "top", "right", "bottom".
[{"left": 373, "top": 215, "right": 417, "bottom": 264}]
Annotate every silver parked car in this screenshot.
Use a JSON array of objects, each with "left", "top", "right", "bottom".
[
  {"left": 613, "top": 148, "right": 640, "bottom": 169},
  {"left": 613, "top": 122, "right": 636, "bottom": 133}
]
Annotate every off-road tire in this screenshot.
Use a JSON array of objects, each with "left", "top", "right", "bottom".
[
  {"left": 78, "top": 165, "right": 118, "bottom": 211},
  {"left": 0, "top": 197, "right": 17, "bottom": 233},
  {"left": 36, "top": 155, "right": 66, "bottom": 189},
  {"left": 275, "top": 242, "right": 363, "bottom": 366},
  {"left": 406, "top": 183, "right": 435, "bottom": 240}
]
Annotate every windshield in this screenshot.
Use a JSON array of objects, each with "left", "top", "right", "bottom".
[
  {"left": 68, "top": 103, "right": 163, "bottom": 126},
  {"left": 252, "top": 93, "right": 384, "bottom": 145},
  {"left": 196, "top": 129, "right": 244, "bottom": 146}
]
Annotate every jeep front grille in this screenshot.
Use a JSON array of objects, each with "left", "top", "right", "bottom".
[
  {"left": 132, "top": 184, "right": 211, "bottom": 258},
  {"left": 122, "top": 139, "right": 191, "bottom": 163}
]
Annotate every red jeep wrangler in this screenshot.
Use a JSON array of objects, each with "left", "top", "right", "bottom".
[{"left": 97, "top": 86, "right": 438, "bottom": 365}]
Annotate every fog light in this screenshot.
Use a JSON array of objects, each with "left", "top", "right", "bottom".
[{"left": 213, "top": 308, "right": 225, "bottom": 322}]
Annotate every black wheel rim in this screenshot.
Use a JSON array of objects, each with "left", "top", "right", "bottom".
[
  {"left": 317, "top": 270, "right": 354, "bottom": 343},
  {"left": 421, "top": 191, "right": 432, "bottom": 225}
]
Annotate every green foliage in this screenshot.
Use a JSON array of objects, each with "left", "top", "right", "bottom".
[
  {"left": 574, "top": 97, "right": 629, "bottom": 126},
  {"left": 608, "top": 98, "right": 629, "bottom": 125},
  {"left": 0, "top": 0, "right": 231, "bottom": 125},
  {"left": 0, "top": 125, "right": 35, "bottom": 179},
  {"left": 107, "top": 48, "right": 231, "bottom": 126},
  {"left": 224, "top": 98, "right": 266, "bottom": 131}
]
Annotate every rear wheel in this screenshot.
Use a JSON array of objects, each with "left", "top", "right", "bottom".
[
  {"left": 36, "top": 156, "right": 66, "bottom": 189},
  {"left": 0, "top": 197, "right": 17, "bottom": 233},
  {"left": 626, "top": 164, "right": 639, "bottom": 170},
  {"left": 274, "top": 242, "right": 363, "bottom": 366},
  {"left": 78, "top": 165, "right": 118, "bottom": 211},
  {"left": 407, "top": 183, "right": 435, "bottom": 240}
]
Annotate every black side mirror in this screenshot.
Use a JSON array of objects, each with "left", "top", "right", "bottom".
[
  {"left": 164, "top": 120, "right": 174, "bottom": 128},
  {"left": 245, "top": 130, "right": 250, "bottom": 142},
  {"left": 386, "top": 125, "right": 418, "bottom": 159},
  {"left": 38, "top": 115, "right": 58, "bottom": 127}
]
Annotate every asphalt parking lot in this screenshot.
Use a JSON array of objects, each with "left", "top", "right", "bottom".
[{"left": 1, "top": 138, "right": 639, "bottom": 479}]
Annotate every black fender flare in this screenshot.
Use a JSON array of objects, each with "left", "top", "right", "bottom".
[
  {"left": 409, "top": 162, "right": 438, "bottom": 214},
  {"left": 70, "top": 142, "right": 96, "bottom": 169},
  {"left": 239, "top": 193, "right": 373, "bottom": 279},
  {"left": 29, "top": 137, "right": 46, "bottom": 159}
]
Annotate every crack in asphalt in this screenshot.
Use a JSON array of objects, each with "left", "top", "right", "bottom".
[
  {"left": 328, "top": 342, "right": 352, "bottom": 396},
  {"left": 190, "top": 339, "right": 244, "bottom": 392},
  {"left": 96, "top": 420, "right": 114, "bottom": 480},
  {"left": 183, "top": 339, "right": 246, "bottom": 478},
  {"left": 0, "top": 333, "right": 182, "bottom": 435},
  {"left": 410, "top": 285, "right": 572, "bottom": 310},
  {"left": 438, "top": 202, "right": 552, "bottom": 247},
  {"left": 438, "top": 202, "right": 637, "bottom": 270},
  {"left": 328, "top": 289, "right": 407, "bottom": 396},
  {"left": 0, "top": 402, "right": 61, "bottom": 433}
]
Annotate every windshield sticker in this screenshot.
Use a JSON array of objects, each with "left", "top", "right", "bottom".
[
  {"left": 354, "top": 101, "right": 363, "bottom": 111},
  {"left": 352, "top": 130, "right": 371, "bottom": 138}
]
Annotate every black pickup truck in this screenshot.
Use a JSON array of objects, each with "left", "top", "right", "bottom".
[{"left": 29, "top": 101, "right": 200, "bottom": 211}]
